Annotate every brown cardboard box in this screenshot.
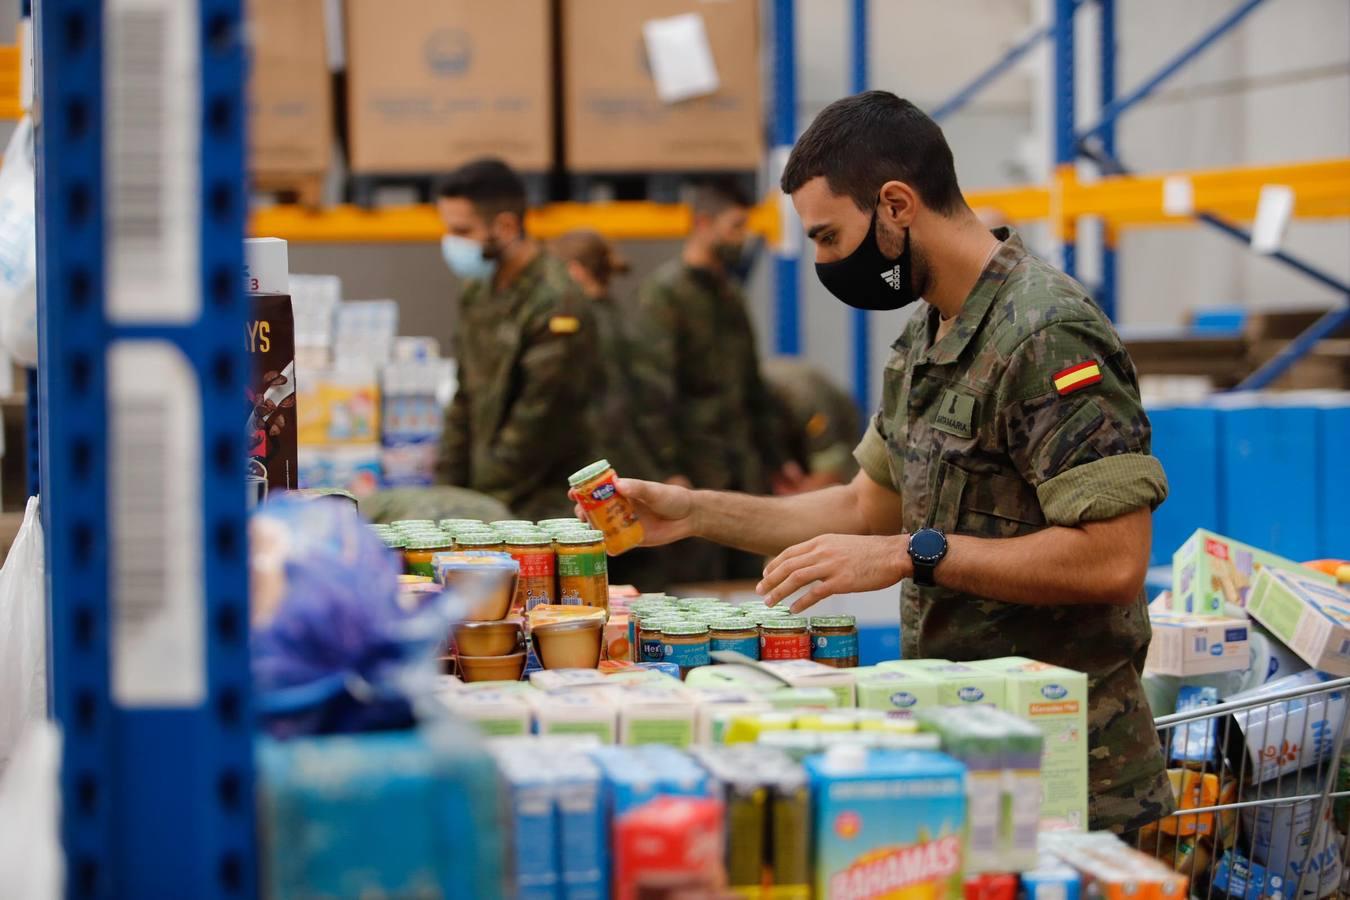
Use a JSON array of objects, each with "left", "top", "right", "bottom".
[
  {"left": 247, "top": 0, "right": 332, "bottom": 177},
  {"left": 563, "top": 0, "right": 762, "bottom": 171},
  {"left": 345, "top": 0, "right": 553, "bottom": 174}
]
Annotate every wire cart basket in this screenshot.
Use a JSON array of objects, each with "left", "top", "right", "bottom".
[{"left": 1136, "top": 674, "right": 1350, "bottom": 899}]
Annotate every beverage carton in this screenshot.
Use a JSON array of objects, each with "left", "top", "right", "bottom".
[
  {"left": 968, "top": 657, "right": 1088, "bottom": 831},
  {"left": 438, "top": 689, "right": 532, "bottom": 737},
  {"left": 607, "top": 683, "right": 697, "bottom": 748},
  {"left": 1171, "top": 528, "right": 1334, "bottom": 615},
  {"left": 527, "top": 689, "right": 616, "bottom": 744},
  {"left": 882, "top": 659, "right": 1006, "bottom": 709},
  {"left": 806, "top": 747, "right": 966, "bottom": 900},
  {"left": 852, "top": 666, "right": 943, "bottom": 717},
  {"left": 1247, "top": 567, "right": 1350, "bottom": 676}
]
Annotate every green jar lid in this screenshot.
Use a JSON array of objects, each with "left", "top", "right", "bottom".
[
  {"left": 405, "top": 535, "right": 453, "bottom": 550},
  {"left": 761, "top": 616, "right": 808, "bottom": 631},
  {"left": 755, "top": 606, "right": 793, "bottom": 616},
  {"left": 555, "top": 529, "right": 605, "bottom": 544},
  {"left": 380, "top": 533, "right": 408, "bottom": 549},
  {"left": 502, "top": 534, "right": 553, "bottom": 546},
  {"left": 660, "top": 622, "right": 710, "bottom": 637},
  {"left": 677, "top": 597, "right": 723, "bottom": 605},
  {"left": 708, "top": 618, "right": 756, "bottom": 632},
  {"left": 568, "top": 459, "right": 613, "bottom": 487},
  {"left": 811, "top": 615, "right": 857, "bottom": 629},
  {"left": 449, "top": 526, "right": 499, "bottom": 537},
  {"left": 391, "top": 519, "right": 435, "bottom": 528},
  {"left": 537, "top": 518, "right": 582, "bottom": 527},
  {"left": 439, "top": 518, "right": 486, "bottom": 529},
  {"left": 491, "top": 520, "right": 534, "bottom": 528},
  {"left": 456, "top": 536, "right": 506, "bottom": 548}
]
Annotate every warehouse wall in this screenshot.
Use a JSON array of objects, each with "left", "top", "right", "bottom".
[{"left": 287, "top": 0, "right": 1349, "bottom": 414}]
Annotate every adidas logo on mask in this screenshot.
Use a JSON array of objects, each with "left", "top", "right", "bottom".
[{"left": 880, "top": 265, "right": 904, "bottom": 290}]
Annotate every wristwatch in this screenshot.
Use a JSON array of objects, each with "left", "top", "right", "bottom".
[{"left": 908, "top": 528, "right": 948, "bottom": 588}]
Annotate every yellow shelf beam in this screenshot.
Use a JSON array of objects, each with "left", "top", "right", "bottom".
[{"left": 251, "top": 158, "right": 1349, "bottom": 243}]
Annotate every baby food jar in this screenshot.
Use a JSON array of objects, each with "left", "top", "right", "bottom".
[
  {"left": 568, "top": 459, "right": 645, "bottom": 556},
  {"left": 555, "top": 529, "right": 609, "bottom": 610},
  {"left": 709, "top": 618, "right": 760, "bottom": 661},
  {"left": 760, "top": 616, "right": 811, "bottom": 660},
  {"left": 379, "top": 531, "right": 409, "bottom": 573},
  {"left": 810, "top": 615, "right": 859, "bottom": 668},
  {"left": 404, "top": 534, "right": 453, "bottom": 578},
  {"left": 504, "top": 534, "right": 557, "bottom": 613},
  {"left": 637, "top": 615, "right": 680, "bottom": 664},
  {"left": 660, "top": 622, "right": 711, "bottom": 678},
  {"left": 456, "top": 535, "right": 507, "bottom": 553}
]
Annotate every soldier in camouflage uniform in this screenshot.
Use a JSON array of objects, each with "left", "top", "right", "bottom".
[
  {"left": 593, "top": 93, "right": 1174, "bottom": 832},
  {"left": 550, "top": 229, "right": 671, "bottom": 589},
  {"left": 359, "top": 486, "right": 511, "bottom": 526},
  {"left": 435, "top": 159, "right": 598, "bottom": 521},
  {"left": 763, "top": 357, "right": 862, "bottom": 491}
]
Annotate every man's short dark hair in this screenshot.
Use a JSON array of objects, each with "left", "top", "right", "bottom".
[
  {"left": 688, "top": 177, "right": 753, "bottom": 219},
  {"left": 781, "top": 91, "right": 965, "bottom": 215},
  {"left": 440, "top": 157, "right": 528, "bottom": 223}
]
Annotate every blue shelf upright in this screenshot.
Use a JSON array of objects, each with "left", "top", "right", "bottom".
[{"left": 35, "top": 1, "right": 256, "bottom": 897}]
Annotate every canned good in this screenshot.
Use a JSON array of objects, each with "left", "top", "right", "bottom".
[
  {"left": 661, "top": 622, "right": 711, "bottom": 678},
  {"left": 810, "top": 615, "right": 859, "bottom": 668},
  {"left": 760, "top": 616, "right": 811, "bottom": 661},
  {"left": 403, "top": 534, "right": 453, "bottom": 578},
  {"left": 709, "top": 618, "right": 760, "bottom": 661},
  {"left": 568, "top": 459, "right": 645, "bottom": 556},
  {"left": 504, "top": 534, "right": 556, "bottom": 613},
  {"left": 555, "top": 529, "right": 609, "bottom": 610}
]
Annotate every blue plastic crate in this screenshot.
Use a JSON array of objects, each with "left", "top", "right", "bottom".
[{"left": 1148, "top": 404, "right": 1221, "bottom": 565}]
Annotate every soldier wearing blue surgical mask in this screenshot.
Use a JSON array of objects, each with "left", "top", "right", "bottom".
[{"left": 434, "top": 158, "right": 599, "bottom": 521}]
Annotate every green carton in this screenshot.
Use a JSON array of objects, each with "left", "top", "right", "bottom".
[
  {"left": 881, "top": 659, "right": 1007, "bottom": 709},
  {"left": 1171, "top": 528, "right": 1334, "bottom": 616}
]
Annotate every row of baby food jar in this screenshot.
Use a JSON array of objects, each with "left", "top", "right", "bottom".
[
  {"left": 371, "top": 517, "right": 610, "bottom": 614},
  {"left": 627, "top": 595, "right": 859, "bottom": 677}
]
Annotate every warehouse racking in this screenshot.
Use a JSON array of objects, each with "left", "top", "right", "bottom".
[{"left": 26, "top": 1, "right": 1349, "bottom": 897}]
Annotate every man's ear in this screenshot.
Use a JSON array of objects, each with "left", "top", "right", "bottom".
[
  {"left": 877, "top": 180, "right": 919, "bottom": 228},
  {"left": 565, "top": 259, "right": 589, "bottom": 286},
  {"left": 491, "top": 209, "right": 523, "bottom": 243}
]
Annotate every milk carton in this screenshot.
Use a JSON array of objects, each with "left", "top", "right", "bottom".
[
  {"left": 884, "top": 659, "right": 1006, "bottom": 709},
  {"left": 852, "top": 666, "right": 943, "bottom": 717},
  {"left": 968, "top": 657, "right": 1089, "bottom": 831},
  {"left": 806, "top": 747, "right": 966, "bottom": 900},
  {"left": 1145, "top": 613, "right": 1251, "bottom": 676},
  {"left": 527, "top": 689, "right": 617, "bottom": 744},
  {"left": 439, "top": 689, "right": 532, "bottom": 737}
]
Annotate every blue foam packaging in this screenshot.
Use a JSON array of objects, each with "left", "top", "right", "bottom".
[
  {"left": 1147, "top": 404, "right": 1221, "bottom": 565},
  {"left": 257, "top": 722, "right": 504, "bottom": 899}
]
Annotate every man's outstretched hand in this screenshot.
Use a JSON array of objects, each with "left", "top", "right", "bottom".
[
  {"left": 571, "top": 478, "right": 696, "bottom": 548},
  {"left": 757, "top": 533, "right": 911, "bottom": 613}
]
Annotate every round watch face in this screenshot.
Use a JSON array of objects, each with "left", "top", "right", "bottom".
[{"left": 909, "top": 529, "right": 946, "bottom": 561}]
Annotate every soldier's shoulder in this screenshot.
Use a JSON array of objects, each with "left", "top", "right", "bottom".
[
  {"left": 523, "top": 255, "right": 589, "bottom": 316},
  {"left": 985, "top": 254, "right": 1120, "bottom": 358}
]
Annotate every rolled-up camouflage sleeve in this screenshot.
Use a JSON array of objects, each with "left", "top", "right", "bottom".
[
  {"left": 995, "top": 317, "right": 1167, "bottom": 526},
  {"left": 853, "top": 414, "right": 898, "bottom": 492}
]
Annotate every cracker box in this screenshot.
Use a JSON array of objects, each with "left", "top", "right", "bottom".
[
  {"left": 852, "top": 667, "right": 942, "bottom": 717},
  {"left": 968, "top": 657, "right": 1088, "bottom": 831},
  {"left": 805, "top": 748, "right": 966, "bottom": 900},
  {"left": 883, "top": 660, "right": 1007, "bottom": 709},
  {"left": 1171, "top": 528, "right": 1334, "bottom": 615},
  {"left": 1247, "top": 567, "right": 1350, "bottom": 676},
  {"left": 1145, "top": 613, "right": 1251, "bottom": 676}
]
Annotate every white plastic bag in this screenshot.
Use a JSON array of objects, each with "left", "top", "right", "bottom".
[
  {"left": 0, "top": 495, "right": 46, "bottom": 774},
  {"left": 0, "top": 720, "right": 63, "bottom": 900},
  {"left": 0, "top": 116, "right": 37, "bottom": 367}
]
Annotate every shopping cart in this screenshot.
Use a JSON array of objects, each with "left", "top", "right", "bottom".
[{"left": 1137, "top": 674, "right": 1350, "bottom": 899}]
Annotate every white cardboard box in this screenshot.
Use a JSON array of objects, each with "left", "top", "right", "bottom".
[
  {"left": 527, "top": 689, "right": 616, "bottom": 744},
  {"left": 1145, "top": 613, "right": 1251, "bottom": 676}
]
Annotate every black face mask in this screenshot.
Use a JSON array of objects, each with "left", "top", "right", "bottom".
[{"left": 814, "top": 210, "right": 917, "bottom": 311}]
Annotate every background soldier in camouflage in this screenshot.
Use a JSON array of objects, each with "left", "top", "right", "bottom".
[
  {"left": 435, "top": 158, "right": 598, "bottom": 521},
  {"left": 360, "top": 485, "right": 511, "bottom": 525},
  {"left": 763, "top": 357, "right": 862, "bottom": 493},
  {"left": 550, "top": 229, "right": 671, "bottom": 589},
  {"left": 588, "top": 92, "right": 1174, "bottom": 833},
  {"left": 640, "top": 179, "right": 802, "bottom": 580}
]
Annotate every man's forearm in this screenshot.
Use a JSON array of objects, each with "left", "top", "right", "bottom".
[
  {"left": 938, "top": 510, "right": 1150, "bottom": 607},
  {"left": 690, "top": 483, "right": 869, "bottom": 556}
]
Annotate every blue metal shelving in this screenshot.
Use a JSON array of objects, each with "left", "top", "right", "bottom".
[{"left": 35, "top": 0, "right": 256, "bottom": 896}]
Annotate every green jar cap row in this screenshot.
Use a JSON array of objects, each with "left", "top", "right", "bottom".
[
  {"left": 502, "top": 534, "right": 553, "bottom": 547},
  {"left": 708, "top": 618, "right": 757, "bottom": 632},
  {"left": 456, "top": 536, "right": 506, "bottom": 548},
  {"left": 761, "top": 616, "right": 809, "bottom": 631},
  {"left": 379, "top": 533, "right": 408, "bottom": 549},
  {"left": 554, "top": 530, "right": 605, "bottom": 544},
  {"left": 659, "top": 622, "right": 710, "bottom": 637},
  {"left": 405, "top": 535, "right": 455, "bottom": 550}
]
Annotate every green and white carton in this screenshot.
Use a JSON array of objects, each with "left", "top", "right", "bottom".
[
  {"left": 1171, "top": 527, "right": 1334, "bottom": 616},
  {"left": 881, "top": 659, "right": 1007, "bottom": 709},
  {"left": 851, "top": 665, "right": 942, "bottom": 717},
  {"left": 1248, "top": 567, "right": 1350, "bottom": 677}
]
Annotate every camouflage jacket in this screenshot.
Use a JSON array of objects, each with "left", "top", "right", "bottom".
[
  {"left": 639, "top": 261, "right": 786, "bottom": 492},
  {"left": 763, "top": 357, "right": 862, "bottom": 482},
  {"left": 855, "top": 228, "right": 1174, "bottom": 832},
  {"left": 437, "top": 252, "right": 598, "bottom": 521},
  {"left": 588, "top": 292, "right": 671, "bottom": 483}
]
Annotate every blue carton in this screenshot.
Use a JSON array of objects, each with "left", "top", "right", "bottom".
[
  {"left": 556, "top": 758, "right": 606, "bottom": 900},
  {"left": 257, "top": 722, "right": 505, "bottom": 899},
  {"left": 499, "top": 755, "right": 560, "bottom": 900}
]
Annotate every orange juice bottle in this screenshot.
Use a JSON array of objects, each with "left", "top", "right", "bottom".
[{"left": 568, "top": 459, "right": 644, "bottom": 555}]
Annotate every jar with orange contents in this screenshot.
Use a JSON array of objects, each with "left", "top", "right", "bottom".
[
  {"left": 504, "top": 533, "right": 556, "bottom": 613},
  {"left": 555, "top": 530, "right": 609, "bottom": 611},
  {"left": 568, "top": 460, "right": 644, "bottom": 555}
]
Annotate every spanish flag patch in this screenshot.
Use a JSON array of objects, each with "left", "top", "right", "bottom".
[
  {"left": 1052, "top": 360, "right": 1102, "bottom": 395},
  {"left": 549, "top": 315, "right": 580, "bottom": 334}
]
